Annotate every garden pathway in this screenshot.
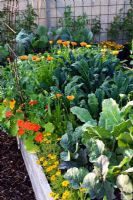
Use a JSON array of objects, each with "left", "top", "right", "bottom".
[{"left": 0, "top": 131, "right": 35, "bottom": 200}]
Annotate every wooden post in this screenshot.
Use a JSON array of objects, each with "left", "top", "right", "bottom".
[{"left": 45, "top": 0, "right": 51, "bottom": 28}]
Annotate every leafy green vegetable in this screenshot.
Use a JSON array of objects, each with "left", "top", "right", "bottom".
[{"left": 64, "top": 167, "right": 88, "bottom": 189}]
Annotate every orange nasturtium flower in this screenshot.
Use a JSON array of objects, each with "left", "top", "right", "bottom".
[
  {"left": 19, "top": 55, "right": 29, "bottom": 61},
  {"left": 17, "top": 120, "right": 41, "bottom": 132},
  {"left": 9, "top": 99, "right": 16, "bottom": 110},
  {"left": 18, "top": 128, "right": 25, "bottom": 136},
  {"left": 5, "top": 111, "right": 13, "bottom": 118},
  {"left": 71, "top": 41, "right": 77, "bottom": 46},
  {"left": 35, "top": 132, "right": 43, "bottom": 143},
  {"left": 28, "top": 100, "right": 38, "bottom": 106},
  {"left": 80, "top": 42, "right": 87, "bottom": 47},
  {"left": 67, "top": 95, "right": 75, "bottom": 101},
  {"left": 57, "top": 39, "right": 63, "bottom": 44}
]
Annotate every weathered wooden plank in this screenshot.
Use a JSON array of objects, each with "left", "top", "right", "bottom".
[{"left": 20, "top": 140, "right": 53, "bottom": 200}]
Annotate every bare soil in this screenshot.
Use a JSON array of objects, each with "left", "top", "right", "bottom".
[{"left": 0, "top": 131, "right": 35, "bottom": 200}]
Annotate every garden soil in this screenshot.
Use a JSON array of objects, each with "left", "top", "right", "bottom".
[{"left": 0, "top": 131, "right": 35, "bottom": 200}]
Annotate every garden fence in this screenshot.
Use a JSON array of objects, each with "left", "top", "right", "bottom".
[{"left": 0, "top": 0, "right": 131, "bottom": 42}]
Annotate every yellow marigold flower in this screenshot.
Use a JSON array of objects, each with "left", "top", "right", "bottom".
[
  {"left": 43, "top": 138, "right": 48, "bottom": 142},
  {"left": 54, "top": 194, "right": 60, "bottom": 200},
  {"left": 3, "top": 99, "right": 9, "bottom": 105},
  {"left": 9, "top": 99, "right": 16, "bottom": 110},
  {"left": 62, "top": 180, "right": 70, "bottom": 187},
  {"left": 36, "top": 160, "right": 40, "bottom": 165},
  {"left": 71, "top": 41, "right": 77, "bottom": 46},
  {"left": 55, "top": 170, "right": 61, "bottom": 176},
  {"left": 50, "top": 155, "right": 57, "bottom": 160},
  {"left": 57, "top": 39, "right": 62, "bottom": 44},
  {"left": 50, "top": 175, "right": 56, "bottom": 182},
  {"left": 57, "top": 137, "right": 62, "bottom": 141},
  {"left": 48, "top": 154, "right": 52, "bottom": 158},
  {"left": 39, "top": 157, "right": 45, "bottom": 162},
  {"left": 86, "top": 44, "right": 91, "bottom": 48},
  {"left": 52, "top": 164, "right": 58, "bottom": 169},
  {"left": 19, "top": 55, "right": 29, "bottom": 60},
  {"left": 67, "top": 95, "right": 75, "bottom": 101},
  {"left": 101, "top": 48, "right": 107, "bottom": 53},
  {"left": 80, "top": 42, "right": 87, "bottom": 47},
  {"left": 46, "top": 140, "right": 51, "bottom": 144},
  {"left": 46, "top": 132, "right": 51, "bottom": 136},
  {"left": 55, "top": 93, "right": 63, "bottom": 98},
  {"left": 49, "top": 40, "right": 54, "bottom": 44},
  {"left": 62, "top": 190, "right": 70, "bottom": 199},
  {"left": 54, "top": 161, "right": 59, "bottom": 166},
  {"left": 43, "top": 161, "right": 48, "bottom": 167},
  {"left": 50, "top": 192, "right": 56, "bottom": 197},
  {"left": 46, "top": 166, "right": 53, "bottom": 172},
  {"left": 111, "top": 50, "right": 119, "bottom": 55}
]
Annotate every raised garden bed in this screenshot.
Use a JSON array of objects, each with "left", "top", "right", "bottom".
[{"left": 20, "top": 140, "right": 53, "bottom": 200}]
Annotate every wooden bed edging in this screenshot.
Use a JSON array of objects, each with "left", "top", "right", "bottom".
[{"left": 20, "top": 140, "right": 53, "bottom": 200}]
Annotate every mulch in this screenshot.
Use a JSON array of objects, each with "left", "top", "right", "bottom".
[{"left": 0, "top": 131, "right": 36, "bottom": 200}]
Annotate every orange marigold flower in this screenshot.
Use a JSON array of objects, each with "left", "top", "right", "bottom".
[
  {"left": 5, "top": 111, "right": 13, "bottom": 118},
  {"left": 32, "top": 56, "right": 41, "bottom": 62},
  {"left": 46, "top": 56, "right": 54, "bottom": 61},
  {"left": 28, "top": 100, "right": 38, "bottom": 106},
  {"left": 80, "top": 42, "right": 87, "bottom": 47},
  {"left": 71, "top": 41, "right": 77, "bottom": 46},
  {"left": 62, "top": 41, "right": 70, "bottom": 46},
  {"left": 35, "top": 132, "right": 43, "bottom": 143},
  {"left": 57, "top": 39, "right": 62, "bottom": 44},
  {"left": 18, "top": 128, "right": 25, "bottom": 136},
  {"left": 55, "top": 93, "right": 63, "bottom": 98},
  {"left": 67, "top": 95, "right": 75, "bottom": 101},
  {"left": 19, "top": 55, "right": 29, "bottom": 61}
]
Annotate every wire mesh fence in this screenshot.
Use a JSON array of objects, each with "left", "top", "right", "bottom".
[{"left": 0, "top": 0, "right": 132, "bottom": 43}]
